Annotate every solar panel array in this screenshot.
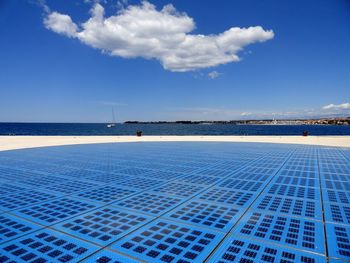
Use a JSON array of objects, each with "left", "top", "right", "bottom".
[{"left": 0, "top": 141, "right": 349, "bottom": 262}]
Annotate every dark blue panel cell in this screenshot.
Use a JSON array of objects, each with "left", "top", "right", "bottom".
[
  {"left": 114, "top": 192, "right": 183, "bottom": 216},
  {"left": 12, "top": 197, "right": 97, "bottom": 226},
  {"left": 0, "top": 214, "right": 41, "bottom": 245},
  {"left": 232, "top": 211, "right": 325, "bottom": 254},
  {"left": 208, "top": 236, "right": 326, "bottom": 263},
  {"left": 164, "top": 200, "right": 244, "bottom": 231},
  {"left": 111, "top": 218, "right": 224, "bottom": 263},
  {"left": 0, "top": 229, "right": 98, "bottom": 263}
]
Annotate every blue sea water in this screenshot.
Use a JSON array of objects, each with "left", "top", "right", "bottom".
[{"left": 0, "top": 122, "right": 350, "bottom": 135}]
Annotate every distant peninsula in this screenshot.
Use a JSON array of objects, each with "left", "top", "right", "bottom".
[{"left": 125, "top": 117, "right": 350, "bottom": 125}]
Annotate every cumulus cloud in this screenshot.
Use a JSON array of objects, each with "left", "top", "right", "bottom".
[
  {"left": 322, "top": 103, "right": 350, "bottom": 110},
  {"left": 208, "top": 71, "right": 221, "bottom": 79},
  {"left": 43, "top": 1, "right": 274, "bottom": 71},
  {"left": 44, "top": 12, "right": 78, "bottom": 38}
]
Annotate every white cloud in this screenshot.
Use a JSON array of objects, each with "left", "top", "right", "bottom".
[
  {"left": 43, "top": 2, "right": 274, "bottom": 72},
  {"left": 36, "top": 0, "right": 50, "bottom": 14},
  {"left": 44, "top": 12, "right": 78, "bottom": 38},
  {"left": 208, "top": 71, "right": 221, "bottom": 79},
  {"left": 322, "top": 103, "right": 350, "bottom": 110}
]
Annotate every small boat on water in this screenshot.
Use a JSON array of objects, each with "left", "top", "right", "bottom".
[{"left": 107, "top": 107, "right": 117, "bottom": 128}]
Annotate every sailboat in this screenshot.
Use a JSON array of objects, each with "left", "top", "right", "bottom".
[{"left": 107, "top": 107, "right": 117, "bottom": 128}]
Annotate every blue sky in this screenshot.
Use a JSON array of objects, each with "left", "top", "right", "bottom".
[{"left": 0, "top": 0, "right": 349, "bottom": 122}]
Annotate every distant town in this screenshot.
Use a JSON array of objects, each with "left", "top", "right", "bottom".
[{"left": 125, "top": 117, "right": 350, "bottom": 125}]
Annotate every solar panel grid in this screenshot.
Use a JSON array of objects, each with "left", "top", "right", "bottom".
[
  {"left": 0, "top": 142, "right": 348, "bottom": 262},
  {"left": 230, "top": 211, "right": 325, "bottom": 254},
  {"left": 0, "top": 190, "right": 60, "bottom": 212},
  {"left": 251, "top": 194, "right": 323, "bottom": 220},
  {"left": 207, "top": 236, "right": 326, "bottom": 263},
  {"left": 0, "top": 229, "right": 98, "bottom": 263},
  {"left": 52, "top": 206, "right": 153, "bottom": 246},
  {"left": 0, "top": 214, "right": 41, "bottom": 245},
  {"left": 11, "top": 197, "right": 98, "bottom": 226}
]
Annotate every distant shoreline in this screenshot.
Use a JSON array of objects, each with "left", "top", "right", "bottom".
[{"left": 124, "top": 117, "right": 350, "bottom": 125}]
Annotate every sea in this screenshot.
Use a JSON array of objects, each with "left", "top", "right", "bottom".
[{"left": 0, "top": 123, "right": 350, "bottom": 136}]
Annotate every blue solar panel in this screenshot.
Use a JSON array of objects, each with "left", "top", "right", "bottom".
[
  {"left": 324, "top": 202, "right": 350, "bottom": 225},
  {"left": 178, "top": 174, "right": 221, "bottom": 186},
  {"left": 0, "top": 142, "right": 349, "bottom": 262},
  {"left": 0, "top": 190, "right": 59, "bottom": 212},
  {"left": 272, "top": 175, "right": 319, "bottom": 188},
  {"left": 74, "top": 185, "right": 136, "bottom": 204},
  {"left": 195, "top": 187, "right": 254, "bottom": 208},
  {"left": 266, "top": 183, "right": 321, "bottom": 200},
  {"left": 322, "top": 180, "right": 350, "bottom": 192},
  {"left": 17, "top": 174, "right": 70, "bottom": 188},
  {"left": 164, "top": 200, "right": 244, "bottom": 231},
  {"left": 0, "top": 229, "right": 98, "bottom": 262},
  {"left": 217, "top": 178, "right": 265, "bottom": 192},
  {"left": 113, "top": 192, "right": 183, "bottom": 216},
  {"left": 53, "top": 206, "right": 153, "bottom": 246},
  {"left": 42, "top": 179, "right": 103, "bottom": 194},
  {"left": 0, "top": 183, "right": 28, "bottom": 196},
  {"left": 111, "top": 218, "right": 224, "bottom": 262},
  {"left": 115, "top": 177, "right": 164, "bottom": 190},
  {"left": 0, "top": 214, "right": 41, "bottom": 245},
  {"left": 151, "top": 182, "right": 206, "bottom": 198},
  {"left": 326, "top": 223, "right": 350, "bottom": 261},
  {"left": 232, "top": 211, "right": 325, "bottom": 254},
  {"left": 12, "top": 197, "right": 98, "bottom": 226},
  {"left": 322, "top": 188, "right": 350, "bottom": 204},
  {"left": 208, "top": 236, "right": 326, "bottom": 263}
]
